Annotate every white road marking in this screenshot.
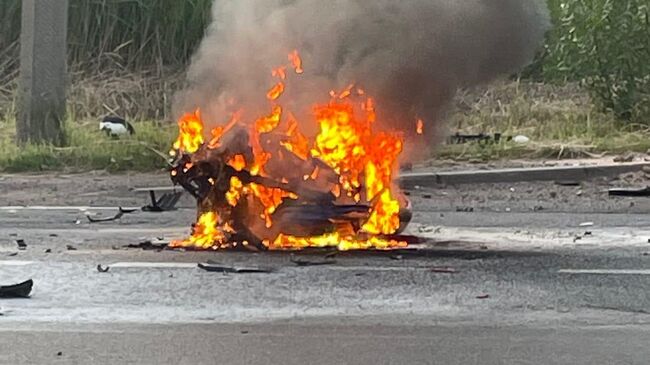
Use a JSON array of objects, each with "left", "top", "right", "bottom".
[
  {"left": 559, "top": 269, "right": 650, "bottom": 275},
  {"left": 0, "top": 261, "right": 34, "bottom": 266},
  {"left": 110, "top": 262, "right": 198, "bottom": 269},
  {"left": 0, "top": 206, "right": 140, "bottom": 211}
]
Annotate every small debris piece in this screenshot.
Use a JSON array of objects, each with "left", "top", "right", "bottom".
[
  {"left": 0, "top": 279, "right": 33, "bottom": 298},
  {"left": 57, "top": 352, "right": 63, "bottom": 357},
  {"left": 576, "top": 190, "right": 583, "bottom": 197},
  {"left": 125, "top": 240, "right": 168, "bottom": 251},
  {"left": 579, "top": 222, "right": 594, "bottom": 227},
  {"left": 241, "top": 330, "right": 249, "bottom": 335},
  {"left": 16, "top": 239, "right": 26, "bottom": 250},
  {"left": 512, "top": 135, "right": 530, "bottom": 144},
  {"left": 97, "top": 265, "right": 110, "bottom": 273},
  {"left": 87, "top": 207, "right": 134, "bottom": 223},
  {"left": 290, "top": 256, "right": 337, "bottom": 267},
  {"left": 422, "top": 194, "right": 433, "bottom": 199},
  {"left": 476, "top": 294, "right": 490, "bottom": 300},
  {"left": 584, "top": 231, "right": 593, "bottom": 236},
  {"left": 573, "top": 236, "right": 583, "bottom": 243},
  {"left": 456, "top": 207, "right": 474, "bottom": 212},
  {"left": 7, "top": 252, "right": 18, "bottom": 257},
  {"left": 9, "top": 233, "right": 17, "bottom": 237},
  {"left": 44, "top": 249, "right": 52, "bottom": 253},
  {"left": 614, "top": 153, "right": 635, "bottom": 163},
  {"left": 66, "top": 245, "right": 78, "bottom": 251},
  {"left": 390, "top": 255, "right": 403, "bottom": 261},
  {"left": 49, "top": 234, "right": 59, "bottom": 238},
  {"left": 198, "top": 262, "right": 273, "bottom": 274},
  {"left": 142, "top": 191, "right": 183, "bottom": 212},
  {"left": 430, "top": 267, "right": 457, "bottom": 274},
  {"left": 609, "top": 187, "right": 650, "bottom": 197}
]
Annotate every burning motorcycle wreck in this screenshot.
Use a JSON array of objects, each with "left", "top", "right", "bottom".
[{"left": 169, "top": 51, "right": 412, "bottom": 251}]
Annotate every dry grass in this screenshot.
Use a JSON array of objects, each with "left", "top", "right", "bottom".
[
  {"left": 1, "top": 74, "right": 649, "bottom": 172},
  {"left": 436, "top": 79, "right": 650, "bottom": 160}
]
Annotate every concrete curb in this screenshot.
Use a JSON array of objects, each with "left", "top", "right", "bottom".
[{"left": 399, "top": 162, "right": 650, "bottom": 188}]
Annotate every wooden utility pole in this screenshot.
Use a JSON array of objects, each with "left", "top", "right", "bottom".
[{"left": 17, "top": 0, "right": 68, "bottom": 146}]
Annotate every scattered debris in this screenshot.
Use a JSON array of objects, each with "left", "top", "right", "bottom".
[
  {"left": 430, "top": 267, "right": 457, "bottom": 274},
  {"left": 0, "top": 279, "right": 33, "bottom": 298},
  {"left": 87, "top": 207, "right": 136, "bottom": 223},
  {"left": 57, "top": 352, "right": 63, "bottom": 357},
  {"left": 576, "top": 190, "right": 583, "bottom": 197},
  {"left": 49, "top": 234, "right": 59, "bottom": 238},
  {"left": 573, "top": 236, "right": 583, "bottom": 243},
  {"left": 44, "top": 249, "right": 52, "bottom": 253},
  {"left": 456, "top": 207, "right": 474, "bottom": 212},
  {"left": 16, "top": 239, "right": 27, "bottom": 250},
  {"left": 512, "top": 135, "right": 530, "bottom": 144},
  {"left": 579, "top": 222, "right": 594, "bottom": 227},
  {"left": 125, "top": 240, "right": 168, "bottom": 251},
  {"left": 390, "top": 255, "right": 404, "bottom": 261},
  {"left": 66, "top": 245, "right": 78, "bottom": 251},
  {"left": 614, "top": 153, "right": 635, "bottom": 163},
  {"left": 422, "top": 194, "right": 433, "bottom": 199},
  {"left": 447, "top": 132, "right": 504, "bottom": 145},
  {"left": 290, "top": 256, "right": 337, "bottom": 267},
  {"left": 476, "top": 294, "right": 490, "bottom": 300},
  {"left": 609, "top": 187, "right": 650, "bottom": 197},
  {"left": 74, "top": 219, "right": 82, "bottom": 225},
  {"left": 142, "top": 191, "right": 183, "bottom": 212},
  {"left": 584, "top": 231, "right": 593, "bottom": 236},
  {"left": 6, "top": 252, "right": 17, "bottom": 257},
  {"left": 9, "top": 233, "right": 17, "bottom": 237},
  {"left": 97, "top": 265, "right": 110, "bottom": 273},
  {"left": 198, "top": 261, "right": 273, "bottom": 274}
]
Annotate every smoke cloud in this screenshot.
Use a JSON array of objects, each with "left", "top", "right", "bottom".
[{"left": 174, "top": 0, "right": 549, "bottom": 156}]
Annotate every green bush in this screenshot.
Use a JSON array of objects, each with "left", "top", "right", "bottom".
[{"left": 541, "top": 0, "right": 650, "bottom": 122}]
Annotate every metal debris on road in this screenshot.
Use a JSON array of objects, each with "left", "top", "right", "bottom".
[
  {"left": 16, "top": 239, "right": 27, "bottom": 250},
  {"left": 198, "top": 261, "right": 274, "bottom": 274},
  {"left": 290, "top": 256, "right": 337, "bottom": 267},
  {"left": 125, "top": 240, "right": 168, "bottom": 251},
  {"left": 44, "top": 249, "right": 52, "bottom": 253},
  {"left": 476, "top": 294, "right": 490, "bottom": 300},
  {"left": 6, "top": 252, "right": 17, "bottom": 257},
  {"left": 0, "top": 279, "right": 33, "bottom": 298},
  {"left": 579, "top": 222, "right": 594, "bottom": 227},
  {"left": 97, "top": 265, "right": 110, "bottom": 273},
  {"left": 66, "top": 245, "right": 78, "bottom": 251},
  {"left": 87, "top": 207, "right": 136, "bottom": 223}
]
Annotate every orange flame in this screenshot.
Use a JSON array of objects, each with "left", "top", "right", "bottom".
[
  {"left": 416, "top": 119, "right": 424, "bottom": 135},
  {"left": 267, "top": 82, "right": 286, "bottom": 101},
  {"left": 171, "top": 212, "right": 226, "bottom": 250},
  {"left": 288, "top": 50, "right": 304, "bottom": 74},
  {"left": 227, "top": 154, "right": 247, "bottom": 172},
  {"left": 172, "top": 50, "right": 407, "bottom": 251},
  {"left": 173, "top": 110, "right": 204, "bottom": 154}
]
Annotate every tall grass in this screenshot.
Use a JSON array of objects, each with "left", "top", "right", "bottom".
[{"left": 0, "top": 0, "right": 212, "bottom": 73}]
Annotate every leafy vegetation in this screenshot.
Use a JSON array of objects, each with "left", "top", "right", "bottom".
[{"left": 535, "top": 0, "right": 650, "bottom": 122}]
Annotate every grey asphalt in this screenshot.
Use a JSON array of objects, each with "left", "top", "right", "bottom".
[{"left": 1, "top": 178, "right": 650, "bottom": 364}]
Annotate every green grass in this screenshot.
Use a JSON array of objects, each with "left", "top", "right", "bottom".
[{"left": 0, "top": 116, "right": 175, "bottom": 173}]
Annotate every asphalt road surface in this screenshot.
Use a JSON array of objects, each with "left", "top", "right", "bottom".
[{"left": 1, "top": 173, "right": 650, "bottom": 364}]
